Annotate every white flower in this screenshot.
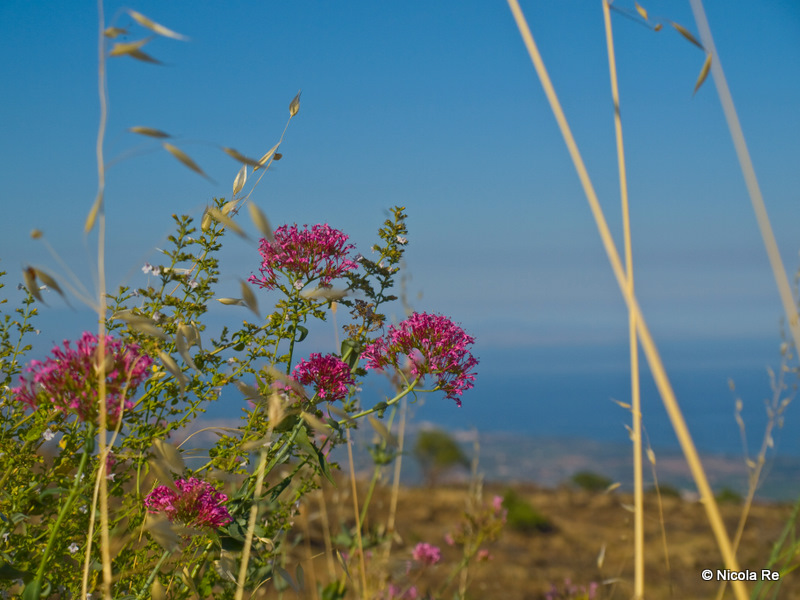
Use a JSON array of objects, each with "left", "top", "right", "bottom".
[
  {"left": 396, "top": 235, "right": 407, "bottom": 245},
  {"left": 293, "top": 280, "right": 304, "bottom": 291},
  {"left": 42, "top": 429, "right": 55, "bottom": 441},
  {"left": 68, "top": 543, "right": 79, "bottom": 554},
  {"left": 2, "top": 532, "right": 9, "bottom": 542},
  {"left": 79, "top": 505, "right": 88, "bottom": 514},
  {"left": 142, "top": 263, "right": 153, "bottom": 274},
  {"left": 188, "top": 279, "right": 199, "bottom": 289},
  {"left": 107, "top": 472, "right": 116, "bottom": 481}
]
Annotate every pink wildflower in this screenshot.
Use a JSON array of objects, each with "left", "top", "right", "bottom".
[
  {"left": 386, "top": 584, "right": 418, "bottom": 600},
  {"left": 248, "top": 223, "right": 357, "bottom": 291},
  {"left": 477, "top": 549, "right": 492, "bottom": 562},
  {"left": 292, "top": 353, "right": 354, "bottom": 402},
  {"left": 412, "top": 542, "right": 441, "bottom": 566},
  {"left": 12, "top": 332, "right": 152, "bottom": 427},
  {"left": 362, "top": 312, "right": 478, "bottom": 406},
  {"left": 144, "top": 477, "right": 232, "bottom": 529}
]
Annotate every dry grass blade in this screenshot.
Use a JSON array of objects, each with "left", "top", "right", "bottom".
[
  {"left": 175, "top": 326, "right": 199, "bottom": 372},
  {"left": 268, "top": 391, "right": 286, "bottom": 429},
  {"left": 158, "top": 350, "right": 188, "bottom": 391},
  {"left": 670, "top": 21, "right": 704, "bottom": 50},
  {"left": 263, "top": 365, "right": 307, "bottom": 399},
  {"left": 221, "top": 200, "right": 238, "bottom": 215},
  {"left": 248, "top": 202, "right": 274, "bottom": 241},
  {"left": 126, "top": 49, "right": 162, "bottom": 64},
  {"left": 241, "top": 434, "right": 273, "bottom": 452},
  {"left": 111, "top": 310, "right": 168, "bottom": 340},
  {"left": 84, "top": 195, "right": 102, "bottom": 233},
  {"left": 154, "top": 439, "right": 186, "bottom": 474},
  {"left": 162, "top": 142, "right": 207, "bottom": 177},
  {"left": 108, "top": 37, "right": 152, "bottom": 56},
  {"left": 23, "top": 267, "right": 44, "bottom": 303},
  {"left": 217, "top": 297, "right": 246, "bottom": 306},
  {"left": 369, "top": 415, "right": 397, "bottom": 447},
  {"left": 207, "top": 207, "right": 247, "bottom": 238},
  {"left": 32, "top": 268, "right": 66, "bottom": 302},
  {"left": 300, "top": 287, "right": 348, "bottom": 301},
  {"left": 223, "top": 147, "right": 262, "bottom": 168},
  {"left": 129, "top": 126, "right": 170, "bottom": 139},
  {"left": 201, "top": 207, "right": 213, "bottom": 232},
  {"left": 128, "top": 10, "right": 188, "bottom": 41},
  {"left": 240, "top": 279, "right": 260, "bottom": 317},
  {"left": 103, "top": 27, "right": 127, "bottom": 39},
  {"left": 289, "top": 91, "right": 301, "bottom": 118},
  {"left": 253, "top": 143, "right": 279, "bottom": 172},
  {"left": 646, "top": 448, "right": 656, "bottom": 465},
  {"left": 301, "top": 411, "right": 330, "bottom": 433},
  {"left": 233, "top": 164, "right": 247, "bottom": 196},
  {"left": 144, "top": 515, "right": 181, "bottom": 550},
  {"left": 235, "top": 381, "right": 262, "bottom": 401},
  {"left": 634, "top": 2, "right": 648, "bottom": 21},
  {"left": 694, "top": 53, "right": 712, "bottom": 95}
]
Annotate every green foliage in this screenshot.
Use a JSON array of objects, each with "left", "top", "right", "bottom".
[
  {"left": 413, "top": 428, "right": 469, "bottom": 484},
  {"left": 715, "top": 486, "right": 743, "bottom": 504},
  {"left": 502, "top": 489, "right": 554, "bottom": 534},
  {"left": 647, "top": 483, "right": 681, "bottom": 498},
  {"left": 570, "top": 470, "right": 612, "bottom": 493}
]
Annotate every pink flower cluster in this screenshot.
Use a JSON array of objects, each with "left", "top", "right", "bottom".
[
  {"left": 411, "top": 542, "right": 441, "bottom": 566},
  {"left": 12, "top": 332, "right": 152, "bottom": 427},
  {"left": 248, "top": 223, "right": 358, "bottom": 291},
  {"left": 292, "top": 353, "right": 354, "bottom": 402},
  {"left": 362, "top": 313, "right": 478, "bottom": 406},
  {"left": 144, "top": 477, "right": 232, "bottom": 529},
  {"left": 385, "top": 584, "right": 418, "bottom": 600}
]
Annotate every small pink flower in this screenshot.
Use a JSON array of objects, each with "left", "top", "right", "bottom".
[
  {"left": 386, "top": 584, "right": 418, "bottom": 600},
  {"left": 292, "top": 353, "right": 355, "bottom": 402},
  {"left": 248, "top": 223, "right": 357, "bottom": 291},
  {"left": 12, "top": 332, "right": 152, "bottom": 427},
  {"left": 477, "top": 549, "right": 492, "bottom": 562},
  {"left": 362, "top": 312, "right": 478, "bottom": 406},
  {"left": 444, "top": 533, "right": 455, "bottom": 546},
  {"left": 412, "top": 542, "right": 441, "bottom": 566},
  {"left": 144, "top": 477, "right": 231, "bottom": 530}
]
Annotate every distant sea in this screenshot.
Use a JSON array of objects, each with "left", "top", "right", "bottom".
[
  {"left": 203, "top": 336, "right": 799, "bottom": 458},
  {"left": 189, "top": 336, "right": 800, "bottom": 500}
]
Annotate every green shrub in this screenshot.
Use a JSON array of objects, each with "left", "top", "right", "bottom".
[
  {"left": 716, "top": 487, "right": 743, "bottom": 504},
  {"left": 570, "top": 471, "right": 612, "bottom": 492},
  {"left": 413, "top": 428, "right": 469, "bottom": 485},
  {"left": 502, "top": 489, "right": 554, "bottom": 533}
]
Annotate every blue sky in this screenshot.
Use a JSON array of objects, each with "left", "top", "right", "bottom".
[{"left": 1, "top": 2, "right": 799, "bottom": 417}]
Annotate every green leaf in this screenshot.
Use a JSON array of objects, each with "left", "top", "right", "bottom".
[{"left": 294, "top": 325, "right": 309, "bottom": 343}]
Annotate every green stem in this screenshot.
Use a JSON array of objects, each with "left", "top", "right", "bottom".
[
  {"left": 30, "top": 424, "right": 95, "bottom": 598},
  {"left": 358, "top": 403, "right": 398, "bottom": 526},
  {"left": 342, "top": 376, "right": 420, "bottom": 423},
  {"left": 136, "top": 549, "right": 171, "bottom": 600}
]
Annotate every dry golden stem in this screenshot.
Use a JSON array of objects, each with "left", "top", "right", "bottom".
[
  {"left": 689, "top": 0, "right": 800, "bottom": 357},
  {"left": 601, "top": 1, "right": 644, "bottom": 597},
  {"left": 505, "top": 2, "right": 747, "bottom": 598}
]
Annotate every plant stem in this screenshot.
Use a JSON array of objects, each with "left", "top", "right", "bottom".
[
  {"left": 30, "top": 425, "right": 95, "bottom": 598},
  {"left": 136, "top": 549, "right": 171, "bottom": 600}
]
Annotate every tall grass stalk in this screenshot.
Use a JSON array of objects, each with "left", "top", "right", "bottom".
[
  {"left": 601, "top": 1, "right": 644, "bottom": 597},
  {"left": 87, "top": 0, "right": 112, "bottom": 596},
  {"left": 689, "top": 0, "right": 800, "bottom": 356},
  {"left": 505, "top": 2, "right": 747, "bottom": 598}
]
